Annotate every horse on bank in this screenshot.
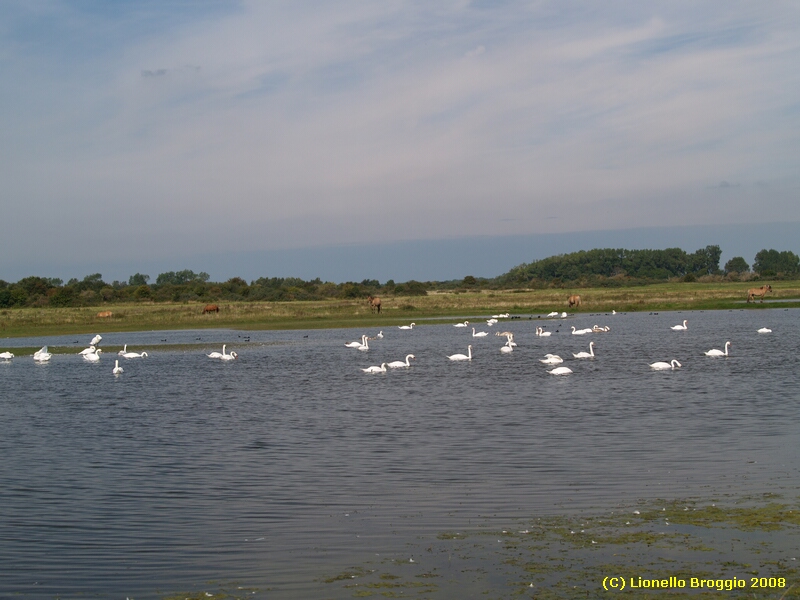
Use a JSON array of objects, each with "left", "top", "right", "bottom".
[
  {"left": 747, "top": 285, "right": 772, "bottom": 303},
  {"left": 567, "top": 295, "right": 581, "bottom": 308},
  {"left": 367, "top": 296, "right": 382, "bottom": 314}
]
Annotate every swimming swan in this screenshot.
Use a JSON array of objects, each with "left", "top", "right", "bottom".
[
  {"left": 536, "top": 327, "right": 552, "bottom": 337},
  {"left": 78, "top": 345, "right": 97, "bottom": 355},
  {"left": 398, "top": 323, "right": 415, "bottom": 330},
  {"left": 757, "top": 327, "right": 772, "bottom": 333},
  {"left": 472, "top": 327, "right": 488, "bottom": 337},
  {"left": 704, "top": 341, "right": 731, "bottom": 357},
  {"left": 448, "top": 345, "right": 472, "bottom": 361},
  {"left": 219, "top": 350, "right": 237, "bottom": 361},
  {"left": 345, "top": 335, "right": 367, "bottom": 348},
  {"left": 387, "top": 354, "right": 415, "bottom": 368},
  {"left": 573, "top": 341, "right": 595, "bottom": 358},
  {"left": 83, "top": 349, "right": 102, "bottom": 362},
  {"left": 113, "top": 360, "right": 124, "bottom": 374},
  {"left": 357, "top": 337, "right": 370, "bottom": 351},
  {"left": 548, "top": 366, "right": 573, "bottom": 375},
  {"left": 0, "top": 351, "right": 14, "bottom": 360},
  {"left": 207, "top": 345, "right": 226, "bottom": 359},
  {"left": 650, "top": 360, "right": 681, "bottom": 370},
  {"left": 570, "top": 326, "right": 591, "bottom": 335},
  {"left": 546, "top": 311, "right": 559, "bottom": 317},
  {"left": 118, "top": 344, "right": 128, "bottom": 355},
  {"left": 362, "top": 363, "right": 387, "bottom": 373},
  {"left": 376, "top": 331, "right": 384, "bottom": 338},
  {"left": 500, "top": 339, "right": 514, "bottom": 353},
  {"left": 33, "top": 346, "right": 51, "bottom": 361},
  {"left": 539, "top": 354, "right": 563, "bottom": 364},
  {"left": 453, "top": 321, "right": 469, "bottom": 327},
  {"left": 123, "top": 351, "right": 148, "bottom": 358},
  {"left": 670, "top": 320, "right": 688, "bottom": 331}
]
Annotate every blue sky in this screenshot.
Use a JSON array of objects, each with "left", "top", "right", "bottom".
[{"left": 2, "top": 1, "right": 799, "bottom": 283}]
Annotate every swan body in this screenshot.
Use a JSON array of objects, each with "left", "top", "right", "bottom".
[
  {"left": 573, "top": 341, "right": 595, "bottom": 358},
  {"left": 0, "top": 351, "right": 14, "bottom": 360},
  {"left": 90, "top": 334, "right": 102, "bottom": 346},
  {"left": 345, "top": 335, "right": 367, "bottom": 348},
  {"left": 670, "top": 320, "right": 688, "bottom": 331},
  {"left": 123, "top": 351, "right": 148, "bottom": 358},
  {"left": 118, "top": 344, "right": 127, "bottom": 355},
  {"left": 500, "top": 339, "right": 514, "bottom": 353},
  {"left": 560, "top": 312, "right": 568, "bottom": 318},
  {"left": 472, "top": 327, "right": 488, "bottom": 337},
  {"left": 113, "top": 359, "right": 124, "bottom": 374},
  {"left": 362, "top": 363, "right": 387, "bottom": 373},
  {"left": 486, "top": 318, "right": 498, "bottom": 326},
  {"left": 207, "top": 345, "right": 226, "bottom": 359},
  {"left": 536, "top": 327, "right": 552, "bottom": 337},
  {"left": 757, "top": 327, "right": 772, "bottom": 333},
  {"left": 219, "top": 350, "right": 237, "bottom": 361},
  {"left": 83, "top": 349, "right": 102, "bottom": 362},
  {"left": 387, "top": 354, "right": 415, "bottom": 368},
  {"left": 705, "top": 341, "right": 731, "bottom": 357},
  {"left": 33, "top": 346, "right": 51, "bottom": 361},
  {"left": 592, "top": 325, "right": 610, "bottom": 332},
  {"left": 357, "top": 337, "right": 370, "bottom": 351},
  {"left": 540, "top": 354, "right": 563, "bottom": 364},
  {"left": 398, "top": 323, "right": 415, "bottom": 330},
  {"left": 650, "top": 359, "right": 681, "bottom": 370},
  {"left": 453, "top": 321, "right": 469, "bottom": 327},
  {"left": 571, "top": 326, "right": 592, "bottom": 335},
  {"left": 548, "top": 366, "right": 573, "bottom": 375},
  {"left": 78, "top": 345, "right": 97, "bottom": 355},
  {"left": 546, "top": 311, "right": 559, "bottom": 317},
  {"left": 448, "top": 345, "right": 473, "bottom": 361},
  {"left": 376, "top": 331, "right": 384, "bottom": 338}
]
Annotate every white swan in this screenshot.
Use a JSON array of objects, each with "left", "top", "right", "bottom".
[
  {"left": 387, "top": 354, "right": 415, "bottom": 368},
  {"left": 570, "top": 326, "right": 591, "bottom": 335},
  {"left": 33, "top": 346, "right": 51, "bottom": 361},
  {"left": 573, "top": 341, "right": 595, "bottom": 358},
  {"left": 90, "top": 334, "right": 102, "bottom": 346},
  {"left": 113, "top": 359, "right": 124, "bottom": 374},
  {"left": 118, "top": 344, "right": 128, "bottom": 355},
  {"left": 345, "top": 335, "right": 367, "bottom": 348},
  {"left": 448, "top": 345, "right": 472, "bottom": 361},
  {"left": 540, "top": 354, "right": 563, "bottom": 364},
  {"left": 376, "top": 331, "right": 384, "bottom": 338},
  {"left": 486, "top": 318, "right": 498, "bottom": 326},
  {"left": 453, "top": 321, "right": 469, "bottom": 327},
  {"left": 219, "top": 350, "right": 237, "bottom": 361},
  {"left": 757, "top": 327, "right": 772, "bottom": 333},
  {"left": 78, "top": 345, "right": 97, "bottom": 355},
  {"left": 500, "top": 339, "right": 514, "bottom": 353},
  {"left": 546, "top": 311, "right": 559, "bottom": 317},
  {"left": 670, "top": 320, "right": 688, "bottom": 331},
  {"left": 83, "top": 348, "right": 102, "bottom": 362},
  {"left": 536, "top": 326, "right": 552, "bottom": 337},
  {"left": 705, "top": 341, "right": 731, "bottom": 357},
  {"left": 123, "top": 351, "right": 148, "bottom": 358},
  {"left": 472, "top": 327, "right": 488, "bottom": 338},
  {"left": 560, "top": 312, "right": 568, "bottom": 318},
  {"left": 207, "top": 345, "right": 226, "bottom": 359},
  {"left": 398, "top": 323, "right": 415, "bottom": 330},
  {"left": 592, "top": 325, "right": 610, "bottom": 332},
  {"left": 650, "top": 359, "right": 681, "bottom": 370},
  {"left": 548, "top": 366, "right": 573, "bottom": 375},
  {"left": 357, "top": 337, "right": 370, "bottom": 351},
  {"left": 362, "top": 363, "right": 387, "bottom": 373},
  {"left": 0, "top": 351, "right": 14, "bottom": 360}
]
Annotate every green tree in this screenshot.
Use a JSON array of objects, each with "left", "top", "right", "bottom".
[
  {"left": 753, "top": 249, "right": 800, "bottom": 275},
  {"left": 723, "top": 257, "right": 749, "bottom": 274},
  {"left": 128, "top": 273, "right": 150, "bottom": 286}
]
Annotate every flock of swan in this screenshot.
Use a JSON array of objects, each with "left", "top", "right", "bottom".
[{"left": 345, "top": 313, "right": 775, "bottom": 376}]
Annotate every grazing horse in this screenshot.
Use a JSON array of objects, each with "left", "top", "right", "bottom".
[
  {"left": 567, "top": 294, "right": 581, "bottom": 308},
  {"left": 367, "top": 295, "right": 382, "bottom": 314},
  {"left": 202, "top": 304, "right": 220, "bottom": 314},
  {"left": 747, "top": 285, "right": 772, "bottom": 303},
  {"left": 96, "top": 311, "right": 113, "bottom": 318}
]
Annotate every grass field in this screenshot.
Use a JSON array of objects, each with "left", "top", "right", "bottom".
[{"left": 1, "top": 280, "right": 798, "bottom": 339}]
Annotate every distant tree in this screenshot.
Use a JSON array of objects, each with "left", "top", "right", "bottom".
[
  {"left": 462, "top": 275, "right": 477, "bottom": 286},
  {"left": 723, "top": 256, "right": 749, "bottom": 274},
  {"left": 753, "top": 249, "right": 800, "bottom": 275},
  {"left": 688, "top": 245, "right": 722, "bottom": 276},
  {"left": 156, "top": 270, "right": 209, "bottom": 285},
  {"left": 128, "top": 273, "right": 150, "bottom": 286},
  {"left": 395, "top": 280, "right": 428, "bottom": 296}
]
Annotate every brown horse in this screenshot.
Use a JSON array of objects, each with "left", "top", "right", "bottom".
[
  {"left": 567, "top": 294, "right": 581, "bottom": 308},
  {"left": 202, "top": 304, "right": 220, "bottom": 314},
  {"left": 96, "top": 311, "right": 113, "bottom": 318},
  {"left": 747, "top": 285, "right": 772, "bottom": 303},
  {"left": 367, "top": 295, "right": 382, "bottom": 314}
]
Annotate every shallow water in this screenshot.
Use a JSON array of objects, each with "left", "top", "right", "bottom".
[{"left": 1, "top": 309, "right": 799, "bottom": 598}]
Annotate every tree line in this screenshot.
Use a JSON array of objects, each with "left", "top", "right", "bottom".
[{"left": 1, "top": 247, "right": 797, "bottom": 309}]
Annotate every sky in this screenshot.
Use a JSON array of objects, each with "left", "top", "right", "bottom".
[{"left": 2, "top": 1, "right": 799, "bottom": 284}]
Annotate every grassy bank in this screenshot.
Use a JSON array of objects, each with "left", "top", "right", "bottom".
[{"left": 2, "top": 280, "right": 798, "bottom": 338}]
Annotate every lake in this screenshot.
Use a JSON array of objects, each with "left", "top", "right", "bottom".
[{"left": 1, "top": 308, "right": 799, "bottom": 598}]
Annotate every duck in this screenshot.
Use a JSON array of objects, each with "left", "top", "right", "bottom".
[
  {"left": 572, "top": 341, "right": 595, "bottom": 358},
  {"left": 548, "top": 366, "right": 573, "bottom": 375},
  {"left": 448, "top": 345, "right": 473, "bottom": 361},
  {"left": 704, "top": 341, "right": 731, "bottom": 357},
  {"left": 113, "top": 360, "right": 124, "bottom": 375},
  {"left": 649, "top": 360, "right": 681, "bottom": 370},
  {"left": 387, "top": 354, "right": 415, "bottom": 368},
  {"left": 670, "top": 320, "right": 688, "bottom": 331},
  {"left": 362, "top": 363, "right": 387, "bottom": 373}
]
